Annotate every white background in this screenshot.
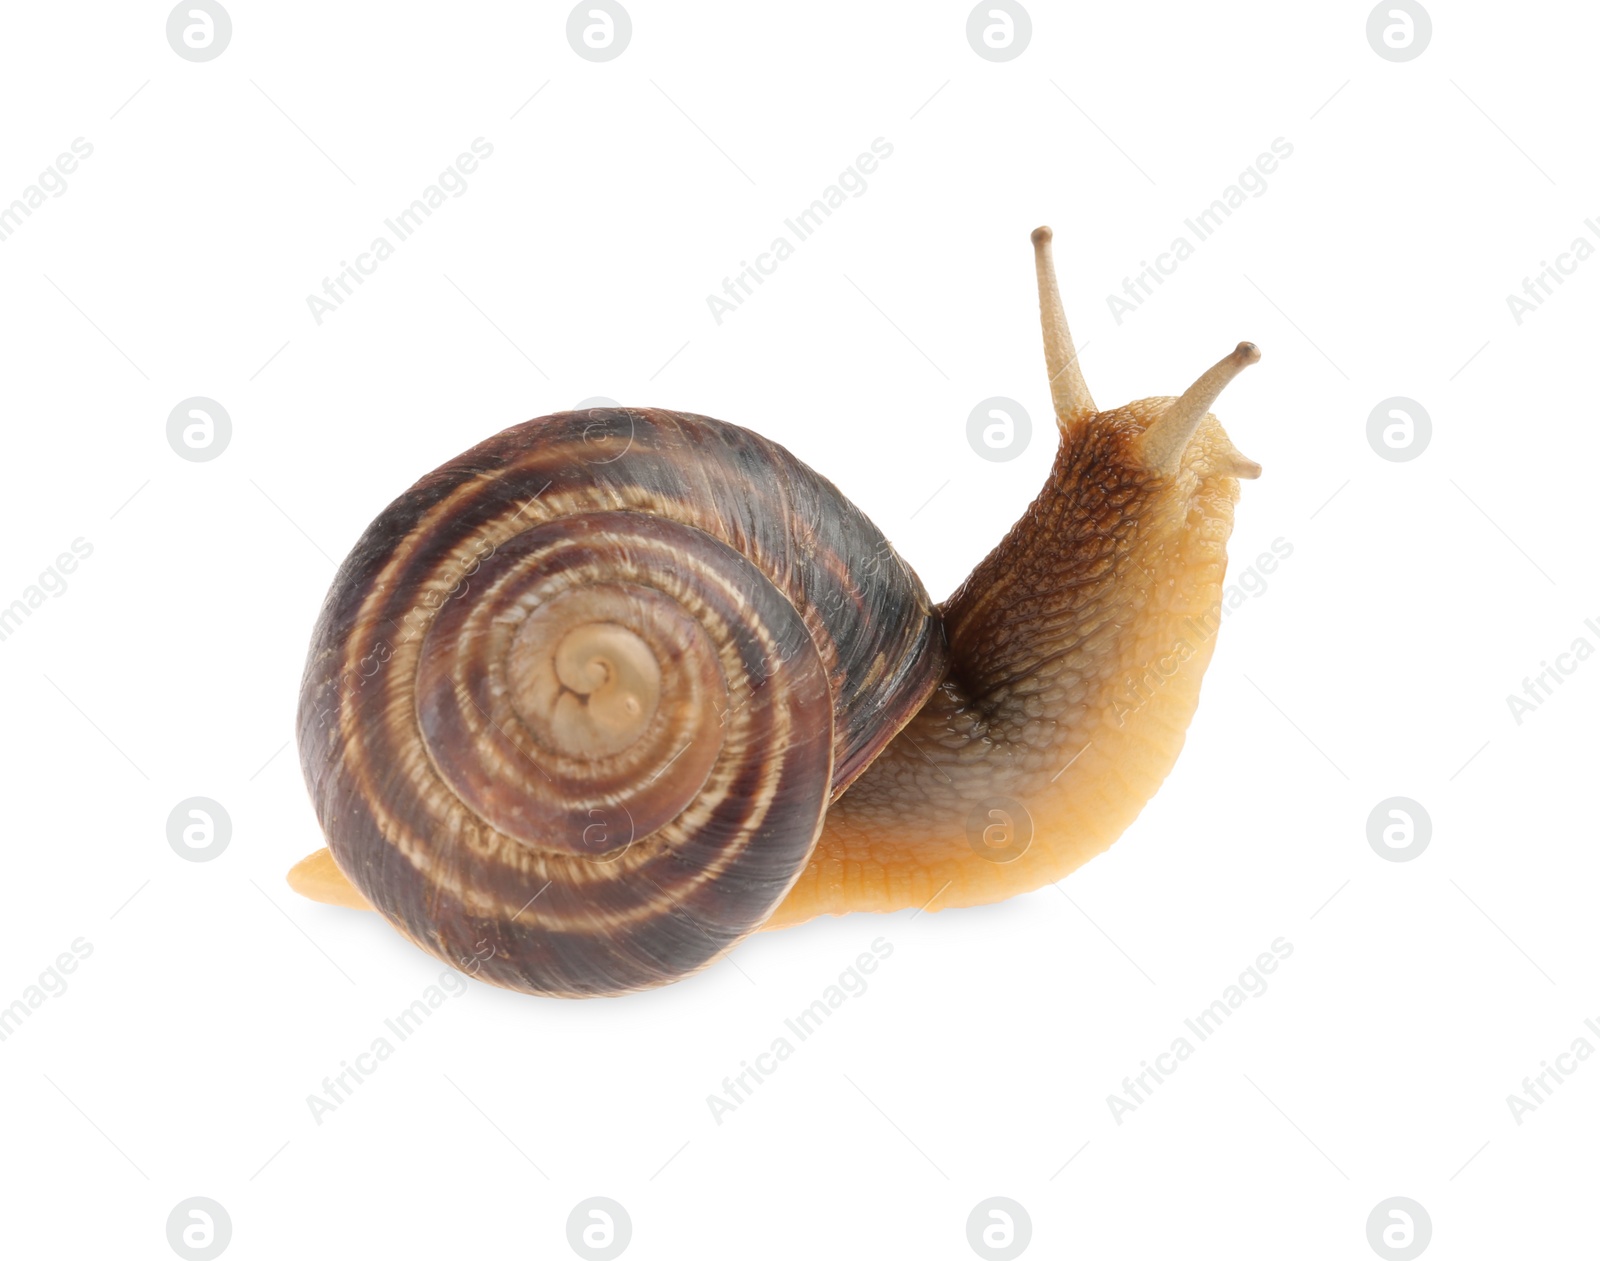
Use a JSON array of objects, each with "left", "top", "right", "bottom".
[{"left": 1, "top": 2, "right": 1595, "bottom": 1258}]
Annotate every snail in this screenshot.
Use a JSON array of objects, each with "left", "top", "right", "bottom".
[{"left": 288, "top": 226, "right": 1261, "bottom": 998}]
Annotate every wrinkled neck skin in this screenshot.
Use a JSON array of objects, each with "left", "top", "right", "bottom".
[{"left": 769, "top": 401, "right": 1245, "bottom": 926}]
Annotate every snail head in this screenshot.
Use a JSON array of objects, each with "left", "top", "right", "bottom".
[{"left": 1029, "top": 224, "right": 1260, "bottom": 527}]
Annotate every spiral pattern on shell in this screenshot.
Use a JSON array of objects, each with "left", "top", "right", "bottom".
[{"left": 297, "top": 409, "right": 947, "bottom": 996}]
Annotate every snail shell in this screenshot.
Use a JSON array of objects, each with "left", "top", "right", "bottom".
[{"left": 297, "top": 409, "right": 946, "bottom": 996}]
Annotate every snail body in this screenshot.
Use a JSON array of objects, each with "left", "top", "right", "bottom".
[{"left": 291, "top": 228, "right": 1261, "bottom": 997}]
